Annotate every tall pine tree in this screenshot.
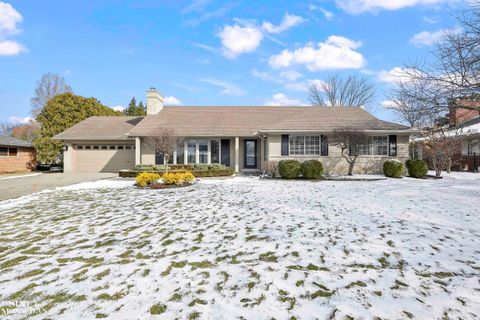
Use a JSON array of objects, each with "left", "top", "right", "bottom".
[{"left": 124, "top": 97, "right": 146, "bottom": 116}]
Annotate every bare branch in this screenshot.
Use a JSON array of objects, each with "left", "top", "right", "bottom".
[
  {"left": 31, "top": 73, "right": 73, "bottom": 117},
  {"left": 144, "top": 129, "right": 184, "bottom": 172}
]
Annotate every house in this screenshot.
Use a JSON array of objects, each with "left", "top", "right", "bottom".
[
  {"left": 54, "top": 88, "right": 414, "bottom": 174},
  {"left": 0, "top": 136, "right": 36, "bottom": 174}
]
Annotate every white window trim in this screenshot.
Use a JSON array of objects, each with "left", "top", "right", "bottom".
[{"left": 288, "top": 135, "right": 322, "bottom": 156}]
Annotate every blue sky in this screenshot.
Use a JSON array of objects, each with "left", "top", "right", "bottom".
[{"left": 0, "top": 0, "right": 467, "bottom": 124}]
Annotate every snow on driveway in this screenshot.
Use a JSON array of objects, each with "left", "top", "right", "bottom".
[{"left": 0, "top": 175, "right": 479, "bottom": 319}]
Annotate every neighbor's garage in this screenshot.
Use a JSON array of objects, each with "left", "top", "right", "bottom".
[{"left": 73, "top": 144, "right": 135, "bottom": 173}]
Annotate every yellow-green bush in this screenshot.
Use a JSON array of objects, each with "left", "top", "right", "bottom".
[
  {"left": 135, "top": 172, "right": 161, "bottom": 187},
  {"left": 162, "top": 172, "right": 195, "bottom": 185}
]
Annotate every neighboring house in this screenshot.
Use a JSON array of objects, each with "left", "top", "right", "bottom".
[
  {"left": 54, "top": 88, "right": 414, "bottom": 174},
  {"left": 0, "top": 136, "right": 36, "bottom": 173}
]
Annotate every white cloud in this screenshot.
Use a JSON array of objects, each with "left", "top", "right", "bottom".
[
  {"left": 308, "top": 5, "right": 334, "bottom": 20},
  {"left": 252, "top": 69, "right": 280, "bottom": 83},
  {"left": 284, "top": 79, "right": 325, "bottom": 92},
  {"left": 200, "top": 78, "right": 245, "bottom": 96},
  {"left": 409, "top": 27, "right": 461, "bottom": 46},
  {"left": 261, "top": 13, "right": 305, "bottom": 34},
  {"left": 217, "top": 24, "right": 263, "bottom": 59},
  {"left": 0, "top": 2, "right": 22, "bottom": 35},
  {"left": 279, "top": 70, "right": 302, "bottom": 81},
  {"left": 8, "top": 116, "right": 32, "bottom": 124},
  {"left": 335, "top": 0, "right": 456, "bottom": 14},
  {"left": 193, "top": 42, "right": 217, "bottom": 52},
  {"left": 268, "top": 35, "right": 365, "bottom": 71},
  {"left": 164, "top": 96, "right": 182, "bottom": 105},
  {"left": 0, "top": 2, "right": 25, "bottom": 56},
  {"left": 381, "top": 100, "right": 397, "bottom": 108},
  {"left": 112, "top": 105, "right": 125, "bottom": 112},
  {"left": 422, "top": 15, "right": 439, "bottom": 24},
  {"left": 377, "top": 67, "right": 412, "bottom": 83},
  {"left": 0, "top": 39, "right": 24, "bottom": 55},
  {"left": 265, "top": 93, "right": 302, "bottom": 106}
]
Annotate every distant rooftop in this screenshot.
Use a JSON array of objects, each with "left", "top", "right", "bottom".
[{"left": 0, "top": 136, "right": 33, "bottom": 148}]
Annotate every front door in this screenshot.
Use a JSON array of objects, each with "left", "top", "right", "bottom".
[{"left": 244, "top": 140, "right": 257, "bottom": 169}]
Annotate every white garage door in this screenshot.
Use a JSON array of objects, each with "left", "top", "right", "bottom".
[{"left": 74, "top": 144, "right": 135, "bottom": 173}]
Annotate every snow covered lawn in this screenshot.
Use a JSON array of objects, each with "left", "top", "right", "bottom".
[{"left": 0, "top": 175, "right": 479, "bottom": 319}]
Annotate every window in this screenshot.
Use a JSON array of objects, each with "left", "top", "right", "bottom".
[
  {"left": 187, "top": 141, "right": 196, "bottom": 164},
  {"left": 117, "top": 146, "right": 124, "bottom": 150},
  {"left": 93, "top": 145, "right": 100, "bottom": 150},
  {"left": 109, "top": 146, "right": 116, "bottom": 150},
  {"left": 101, "top": 145, "right": 108, "bottom": 150},
  {"left": 199, "top": 140, "right": 208, "bottom": 164},
  {"left": 9, "top": 148, "right": 17, "bottom": 156},
  {"left": 77, "top": 145, "right": 84, "bottom": 150},
  {"left": 463, "top": 139, "right": 479, "bottom": 155},
  {"left": 0, "top": 147, "right": 8, "bottom": 156},
  {"left": 85, "top": 146, "right": 91, "bottom": 150},
  {"left": 358, "top": 136, "right": 389, "bottom": 156},
  {"left": 211, "top": 140, "right": 219, "bottom": 164},
  {"left": 289, "top": 136, "right": 320, "bottom": 155},
  {"left": 125, "top": 146, "right": 132, "bottom": 150},
  {"left": 176, "top": 143, "right": 185, "bottom": 164}
]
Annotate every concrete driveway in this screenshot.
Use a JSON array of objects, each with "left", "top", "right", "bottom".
[{"left": 0, "top": 172, "right": 117, "bottom": 201}]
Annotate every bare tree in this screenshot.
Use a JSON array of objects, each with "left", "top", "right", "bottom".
[
  {"left": 331, "top": 128, "right": 369, "bottom": 176},
  {"left": 384, "top": 81, "right": 428, "bottom": 128},
  {"left": 309, "top": 74, "right": 376, "bottom": 107},
  {"left": 31, "top": 73, "right": 73, "bottom": 117},
  {"left": 0, "top": 121, "right": 14, "bottom": 137},
  {"left": 144, "top": 129, "right": 184, "bottom": 173}
]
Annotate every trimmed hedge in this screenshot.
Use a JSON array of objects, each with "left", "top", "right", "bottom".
[
  {"left": 162, "top": 172, "right": 195, "bottom": 185},
  {"left": 135, "top": 172, "right": 160, "bottom": 187},
  {"left": 405, "top": 159, "right": 428, "bottom": 178},
  {"left": 383, "top": 159, "right": 404, "bottom": 178},
  {"left": 278, "top": 160, "right": 301, "bottom": 179},
  {"left": 120, "top": 169, "right": 234, "bottom": 178},
  {"left": 300, "top": 160, "right": 324, "bottom": 179}
]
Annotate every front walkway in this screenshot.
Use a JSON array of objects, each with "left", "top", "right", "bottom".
[{"left": 0, "top": 172, "right": 116, "bottom": 201}]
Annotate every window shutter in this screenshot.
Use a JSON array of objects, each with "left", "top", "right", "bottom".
[
  {"left": 321, "top": 135, "right": 328, "bottom": 156},
  {"left": 281, "top": 135, "right": 289, "bottom": 156},
  {"left": 389, "top": 135, "right": 397, "bottom": 156}
]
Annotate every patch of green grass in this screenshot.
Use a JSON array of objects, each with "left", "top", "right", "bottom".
[
  {"left": 188, "top": 299, "right": 207, "bottom": 307},
  {"left": 15, "top": 269, "right": 44, "bottom": 280},
  {"left": 9, "top": 283, "right": 38, "bottom": 300},
  {"left": 391, "top": 279, "right": 409, "bottom": 290},
  {"left": 57, "top": 256, "right": 103, "bottom": 265},
  {"left": 95, "top": 269, "right": 111, "bottom": 281},
  {"left": 311, "top": 289, "right": 334, "bottom": 298},
  {"left": 345, "top": 281, "right": 367, "bottom": 289},
  {"left": 378, "top": 257, "right": 389, "bottom": 268},
  {"left": 169, "top": 292, "right": 182, "bottom": 302},
  {"left": 194, "top": 232, "right": 204, "bottom": 243},
  {"left": 1, "top": 255, "right": 28, "bottom": 269},
  {"left": 149, "top": 303, "right": 167, "bottom": 315},
  {"left": 291, "top": 251, "right": 300, "bottom": 257},
  {"left": 162, "top": 239, "right": 174, "bottom": 246},
  {"left": 95, "top": 313, "right": 108, "bottom": 318},
  {"left": 142, "top": 269, "right": 150, "bottom": 277},
  {"left": 259, "top": 251, "right": 278, "bottom": 263},
  {"left": 72, "top": 269, "right": 89, "bottom": 282},
  {"left": 189, "top": 261, "right": 214, "bottom": 269},
  {"left": 296, "top": 280, "right": 304, "bottom": 287},
  {"left": 96, "top": 291, "right": 126, "bottom": 301},
  {"left": 387, "top": 240, "right": 395, "bottom": 247},
  {"left": 118, "top": 250, "right": 132, "bottom": 259},
  {"left": 188, "top": 311, "right": 201, "bottom": 320}
]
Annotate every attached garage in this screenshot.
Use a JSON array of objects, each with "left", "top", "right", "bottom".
[{"left": 73, "top": 144, "right": 135, "bottom": 173}]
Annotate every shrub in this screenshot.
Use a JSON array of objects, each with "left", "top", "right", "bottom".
[
  {"left": 263, "top": 160, "right": 279, "bottom": 177},
  {"left": 383, "top": 159, "right": 404, "bottom": 178},
  {"left": 300, "top": 160, "right": 324, "bottom": 179},
  {"left": 192, "top": 163, "right": 226, "bottom": 171},
  {"left": 162, "top": 172, "right": 195, "bottom": 185},
  {"left": 120, "top": 169, "right": 234, "bottom": 178},
  {"left": 405, "top": 159, "right": 428, "bottom": 178},
  {"left": 135, "top": 172, "right": 160, "bottom": 187},
  {"left": 278, "top": 160, "right": 301, "bottom": 179}
]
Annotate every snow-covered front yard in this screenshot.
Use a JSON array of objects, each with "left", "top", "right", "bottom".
[{"left": 0, "top": 174, "right": 479, "bottom": 319}]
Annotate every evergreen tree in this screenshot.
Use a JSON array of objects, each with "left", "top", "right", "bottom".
[
  {"left": 33, "top": 93, "right": 121, "bottom": 164},
  {"left": 124, "top": 97, "right": 146, "bottom": 116}
]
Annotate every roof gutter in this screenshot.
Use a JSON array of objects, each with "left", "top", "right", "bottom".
[{"left": 258, "top": 129, "right": 418, "bottom": 134}]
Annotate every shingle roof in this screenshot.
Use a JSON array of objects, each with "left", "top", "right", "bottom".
[
  {"left": 0, "top": 136, "right": 33, "bottom": 148},
  {"left": 127, "top": 106, "right": 410, "bottom": 137},
  {"left": 53, "top": 116, "right": 143, "bottom": 140}
]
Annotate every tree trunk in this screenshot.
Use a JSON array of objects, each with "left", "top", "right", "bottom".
[
  {"left": 446, "top": 157, "right": 452, "bottom": 173},
  {"left": 165, "top": 154, "right": 169, "bottom": 173},
  {"left": 348, "top": 161, "right": 354, "bottom": 176},
  {"left": 433, "top": 158, "right": 441, "bottom": 177}
]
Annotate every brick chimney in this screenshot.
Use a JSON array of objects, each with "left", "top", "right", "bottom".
[
  {"left": 146, "top": 87, "right": 164, "bottom": 115},
  {"left": 449, "top": 98, "right": 480, "bottom": 126}
]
